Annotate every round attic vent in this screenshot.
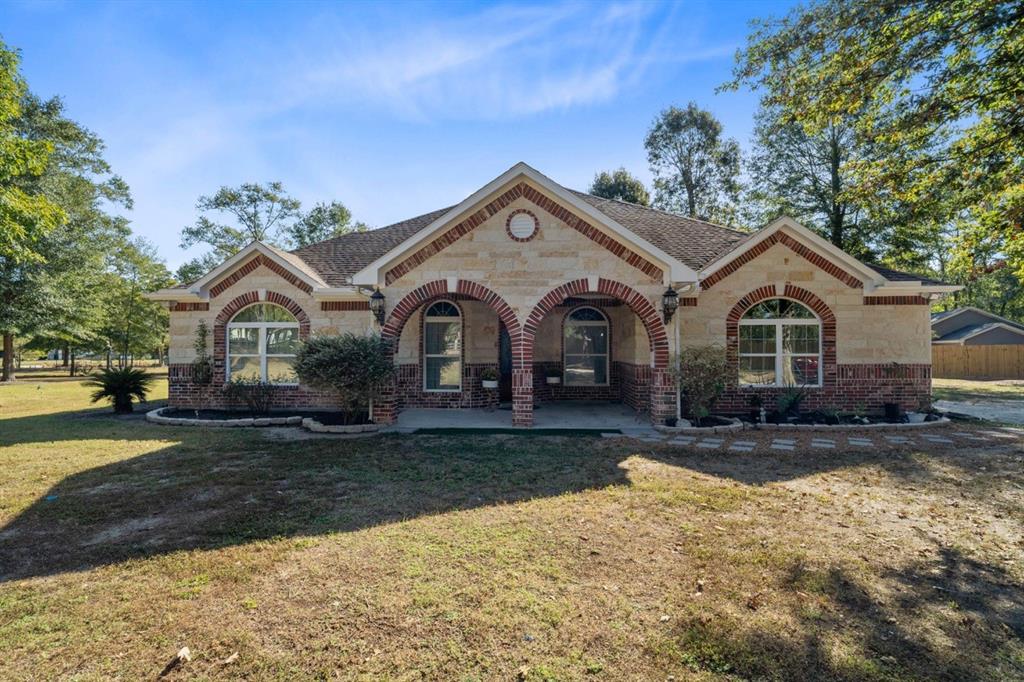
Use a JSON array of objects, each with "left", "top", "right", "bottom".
[{"left": 506, "top": 209, "right": 538, "bottom": 241}]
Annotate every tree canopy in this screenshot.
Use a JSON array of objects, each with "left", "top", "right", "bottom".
[
  {"left": 177, "top": 183, "right": 364, "bottom": 281},
  {"left": 589, "top": 168, "right": 650, "bottom": 206},
  {"left": 645, "top": 102, "right": 741, "bottom": 224},
  {"left": 725, "top": 0, "right": 1024, "bottom": 286}
]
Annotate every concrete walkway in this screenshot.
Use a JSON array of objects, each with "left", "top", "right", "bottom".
[{"left": 934, "top": 399, "right": 1024, "bottom": 425}]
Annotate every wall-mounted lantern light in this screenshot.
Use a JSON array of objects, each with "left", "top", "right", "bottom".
[
  {"left": 662, "top": 286, "right": 679, "bottom": 324},
  {"left": 369, "top": 288, "right": 386, "bottom": 325}
]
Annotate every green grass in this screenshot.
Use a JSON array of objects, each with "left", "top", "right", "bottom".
[
  {"left": 932, "top": 377, "right": 1024, "bottom": 403},
  {"left": 0, "top": 379, "right": 1022, "bottom": 680}
]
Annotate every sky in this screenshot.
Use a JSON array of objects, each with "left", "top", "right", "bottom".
[{"left": 2, "top": 0, "right": 795, "bottom": 271}]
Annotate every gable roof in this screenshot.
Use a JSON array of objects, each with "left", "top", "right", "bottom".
[
  {"left": 931, "top": 306, "right": 1024, "bottom": 344},
  {"left": 346, "top": 163, "right": 702, "bottom": 285},
  {"left": 150, "top": 163, "right": 960, "bottom": 300},
  {"left": 933, "top": 321, "right": 1024, "bottom": 344}
]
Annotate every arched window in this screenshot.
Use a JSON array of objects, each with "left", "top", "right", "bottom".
[
  {"left": 227, "top": 303, "right": 299, "bottom": 384},
  {"left": 738, "top": 298, "right": 821, "bottom": 386},
  {"left": 564, "top": 306, "right": 609, "bottom": 386},
  {"left": 423, "top": 300, "right": 461, "bottom": 391}
]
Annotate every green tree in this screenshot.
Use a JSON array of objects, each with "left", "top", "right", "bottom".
[
  {"left": 285, "top": 200, "right": 366, "bottom": 248},
  {"left": 177, "top": 184, "right": 364, "bottom": 281},
  {"left": 745, "top": 106, "right": 878, "bottom": 258},
  {"left": 1, "top": 54, "right": 129, "bottom": 381},
  {"left": 725, "top": 0, "right": 1024, "bottom": 279},
  {"left": 96, "top": 239, "right": 173, "bottom": 368},
  {"left": 589, "top": 168, "right": 650, "bottom": 206},
  {"left": 644, "top": 103, "right": 741, "bottom": 224},
  {"left": 178, "top": 181, "right": 301, "bottom": 279},
  {"left": 0, "top": 40, "right": 64, "bottom": 266}
]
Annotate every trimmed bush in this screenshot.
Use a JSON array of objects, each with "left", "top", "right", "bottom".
[
  {"left": 293, "top": 332, "right": 394, "bottom": 423},
  {"left": 669, "top": 345, "right": 729, "bottom": 424},
  {"left": 223, "top": 376, "right": 277, "bottom": 414}
]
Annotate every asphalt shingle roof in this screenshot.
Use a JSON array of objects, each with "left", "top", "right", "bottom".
[{"left": 283, "top": 186, "right": 946, "bottom": 287}]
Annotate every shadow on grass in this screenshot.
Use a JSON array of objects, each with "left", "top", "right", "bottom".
[
  {"left": 660, "top": 548, "right": 1023, "bottom": 681},
  {"left": 2, "top": 410, "right": 1023, "bottom": 678}
]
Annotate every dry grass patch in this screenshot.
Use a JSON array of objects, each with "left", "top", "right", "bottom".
[{"left": 1, "top": 380, "right": 1022, "bottom": 679}]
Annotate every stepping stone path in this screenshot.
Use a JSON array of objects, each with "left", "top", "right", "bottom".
[
  {"left": 921, "top": 434, "right": 954, "bottom": 444},
  {"left": 884, "top": 436, "right": 912, "bottom": 444},
  {"left": 621, "top": 426, "right": 1017, "bottom": 451}
]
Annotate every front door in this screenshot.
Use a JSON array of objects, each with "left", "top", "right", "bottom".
[{"left": 499, "top": 323, "right": 513, "bottom": 402}]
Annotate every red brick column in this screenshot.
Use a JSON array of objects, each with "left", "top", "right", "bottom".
[{"left": 512, "top": 368, "right": 534, "bottom": 426}]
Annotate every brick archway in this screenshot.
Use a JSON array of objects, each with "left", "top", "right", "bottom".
[
  {"left": 213, "top": 291, "right": 311, "bottom": 383},
  {"left": 374, "top": 280, "right": 522, "bottom": 424},
  {"left": 725, "top": 283, "right": 837, "bottom": 388},
  {"left": 518, "top": 278, "right": 672, "bottom": 426}
]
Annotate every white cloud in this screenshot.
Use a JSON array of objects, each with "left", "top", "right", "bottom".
[{"left": 280, "top": 1, "right": 725, "bottom": 121}]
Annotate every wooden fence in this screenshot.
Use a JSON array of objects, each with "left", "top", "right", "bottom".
[{"left": 932, "top": 344, "right": 1024, "bottom": 379}]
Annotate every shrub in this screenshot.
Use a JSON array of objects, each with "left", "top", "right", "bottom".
[
  {"left": 776, "top": 383, "right": 809, "bottom": 417},
  {"left": 669, "top": 345, "right": 729, "bottom": 424},
  {"left": 191, "top": 320, "right": 213, "bottom": 385},
  {"left": 293, "top": 332, "right": 395, "bottom": 423},
  {"left": 544, "top": 366, "right": 561, "bottom": 378},
  {"left": 480, "top": 367, "right": 499, "bottom": 381},
  {"left": 223, "top": 376, "right": 277, "bottom": 414},
  {"left": 87, "top": 367, "right": 155, "bottom": 413}
]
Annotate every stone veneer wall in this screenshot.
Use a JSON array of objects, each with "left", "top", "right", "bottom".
[{"left": 681, "top": 237, "right": 933, "bottom": 415}]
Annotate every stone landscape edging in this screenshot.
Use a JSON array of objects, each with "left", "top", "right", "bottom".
[
  {"left": 301, "top": 417, "right": 381, "bottom": 435},
  {"left": 146, "top": 407, "right": 303, "bottom": 427},
  {"left": 654, "top": 417, "right": 745, "bottom": 435}
]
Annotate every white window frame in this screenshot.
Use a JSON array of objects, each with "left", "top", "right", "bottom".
[
  {"left": 738, "top": 299, "right": 822, "bottom": 388},
  {"left": 563, "top": 306, "right": 610, "bottom": 387},
  {"left": 423, "top": 300, "right": 462, "bottom": 392},
  {"left": 226, "top": 304, "right": 300, "bottom": 385}
]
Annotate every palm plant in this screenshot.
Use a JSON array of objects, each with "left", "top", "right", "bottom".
[{"left": 87, "top": 367, "right": 155, "bottom": 413}]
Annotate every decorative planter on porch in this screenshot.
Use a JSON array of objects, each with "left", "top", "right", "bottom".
[
  {"left": 545, "top": 376, "right": 561, "bottom": 385},
  {"left": 481, "top": 379, "right": 499, "bottom": 390}
]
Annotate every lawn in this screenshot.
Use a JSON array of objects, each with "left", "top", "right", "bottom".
[
  {"left": 1, "top": 379, "right": 1022, "bottom": 680},
  {"left": 932, "top": 377, "right": 1024, "bottom": 403}
]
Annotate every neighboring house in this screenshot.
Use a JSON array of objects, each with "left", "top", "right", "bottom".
[
  {"left": 931, "top": 307, "right": 1024, "bottom": 345},
  {"left": 148, "top": 162, "right": 958, "bottom": 426}
]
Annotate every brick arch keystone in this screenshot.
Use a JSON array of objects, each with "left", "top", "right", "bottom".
[
  {"left": 212, "top": 291, "right": 311, "bottom": 382},
  {"left": 725, "top": 284, "right": 837, "bottom": 386}
]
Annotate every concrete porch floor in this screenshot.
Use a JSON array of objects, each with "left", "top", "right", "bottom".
[{"left": 391, "top": 400, "right": 655, "bottom": 433}]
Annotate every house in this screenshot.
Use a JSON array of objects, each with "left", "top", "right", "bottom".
[
  {"left": 931, "top": 307, "right": 1024, "bottom": 346},
  {"left": 147, "top": 162, "right": 958, "bottom": 426}
]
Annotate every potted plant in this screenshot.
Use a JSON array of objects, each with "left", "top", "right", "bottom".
[
  {"left": 480, "top": 367, "right": 499, "bottom": 389},
  {"left": 545, "top": 366, "right": 561, "bottom": 385}
]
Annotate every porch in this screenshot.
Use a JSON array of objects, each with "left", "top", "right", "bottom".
[{"left": 379, "top": 280, "right": 676, "bottom": 427}]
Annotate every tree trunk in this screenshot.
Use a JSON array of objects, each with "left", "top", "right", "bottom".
[
  {"left": 62, "top": 343, "right": 70, "bottom": 367},
  {"left": 70, "top": 350, "right": 76, "bottom": 377},
  {"left": 2, "top": 333, "right": 15, "bottom": 382}
]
